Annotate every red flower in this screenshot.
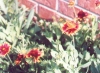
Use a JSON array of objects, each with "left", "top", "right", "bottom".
[
  {"left": 0, "top": 43, "right": 11, "bottom": 57},
  {"left": 62, "top": 21, "right": 80, "bottom": 36},
  {"left": 27, "top": 48, "right": 44, "bottom": 63},
  {"left": 77, "top": 10, "right": 88, "bottom": 19},
  {"left": 95, "top": 0, "right": 100, "bottom": 8},
  {"left": 15, "top": 54, "right": 25, "bottom": 65}
]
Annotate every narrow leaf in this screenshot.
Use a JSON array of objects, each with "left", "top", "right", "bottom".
[
  {"left": 25, "top": 8, "right": 34, "bottom": 30},
  {"left": 80, "top": 61, "right": 91, "bottom": 68},
  {"left": 0, "top": 0, "right": 7, "bottom": 14},
  {"left": 54, "top": 68, "right": 61, "bottom": 73}
]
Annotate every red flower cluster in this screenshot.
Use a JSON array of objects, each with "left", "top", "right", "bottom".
[
  {"left": 15, "top": 48, "right": 44, "bottom": 65},
  {"left": 0, "top": 43, "right": 11, "bottom": 57},
  {"left": 27, "top": 48, "right": 44, "bottom": 63},
  {"left": 77, "top": 10, "right": 88, "bottom": 19},
  {"left": 15, "top": 54, "right": 25, "bottom": 65},
  {"left": 62, "top": 21, "right": 80, "bottom": 36},
  {"left": 76, "top": 10, "right": 91, "bottom": 24}
]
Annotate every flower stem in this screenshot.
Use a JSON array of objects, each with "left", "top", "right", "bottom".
[
  {"left": 7, "top": 54, "right": 14, "bottom": 66},
  {"left": 72, "top": 36, "right": 75, "bottom": 47},
  {"left": 73, "top": 7, "right": 77, "bottom": 18},
  {"left": 34, "top": 63, "right": 37, "bottom": 73}
]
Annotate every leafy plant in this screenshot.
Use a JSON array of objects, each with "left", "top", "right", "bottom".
[{"left": 0, "top": 0, "right": 99, "bottom": 73}]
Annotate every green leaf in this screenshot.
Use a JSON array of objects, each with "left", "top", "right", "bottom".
[
  {"left": 84, "top": 51, "right": 91, "bottom": 61},
  {"left": 0, "top": 15, "right": 8, "bottom": 25},
  {"left": 94, "top": 46, "right": 100, "bottom": 58},
  {"left": 62, "top": 62, "right": 69, "bottom": 70},
  {"left": 91, "top": 62, "right": 99, "bottom": 73},
  {"left": 54, "top": 28, "right": 62, "bottom": 39},
  {"left": 0, "top": 0, "right": 7, "bottom": 14},
  {"left": 91, "top": 17, "right": 98, "bottom": 40},
  {"left": 0, "top": 32, "right": 6, "bottom": 40},
  {"left": 54, "top": 68, "right": 61, "bottom": 73},
  {"left": 51, "top": 50, "right": 57, "bottom": 58},
  {"left": 80, "top": 61, "right": 91, "bottom": 68},
  {"left": 25, "top": 58, "right": 33, "bottom": 64},
  {"left": 66, "top": 42, "right": 76, "bottom": 52},
  {"left": 58, "top": 44, "right": 64, "bottom": 51},
  {"left": 6, "top": 35, "right": 12, "bottom": 42},
  {"left": 43, "top": 30, "right": 53, "bottom": 42},
  {"left": 51, "top": 41, "right": 57, "bottom": 48},
  {"left": 14, "top": 0, "right": 18, "bottom": 13},
  {"left": 19, "top": 11, "right": 26, "bottom": 27},
  {"left": 46, "top": 71, "right": 54, "bottom": 73},
  {"left": 34, "top": 25, "right": 41, "bottom": 33},
  {"left": 79, "top": 53, "right": 83, "bottom": 59},
  {"left": 24, "top": 8, "right": 34, "bottom": 31},
  {"left": 15, "top": 26, "right": 20, "bottom": 36},
  {"left": 28, "top": 25, "right": 41, "bottom": 35}
]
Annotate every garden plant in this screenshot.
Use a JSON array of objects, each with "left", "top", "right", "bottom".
[{"left": 0, "top": 0, "right": 100, "bottom": 73}]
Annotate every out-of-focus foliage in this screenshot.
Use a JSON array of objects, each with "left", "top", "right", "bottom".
[{"left": 0, "top": 0, "right": 99, "bottom": 73}]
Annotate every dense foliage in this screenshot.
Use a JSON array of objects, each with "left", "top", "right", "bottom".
[{"left": 0, "top": 0, "right": 100, "bottom": 73}]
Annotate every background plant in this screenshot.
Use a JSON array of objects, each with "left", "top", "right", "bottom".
[{"left": 0, "top": 0, "right": 100, "bottom": 73}]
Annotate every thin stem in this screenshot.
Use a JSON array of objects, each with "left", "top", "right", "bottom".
[
  {"left": 72, "top": 36, "right": 75, "bottom": 47},
  {"left": 73, "top": 7, "right": 77, "bottom": 18},
  {"left": 12, "top": 39, "right": 18, "bottom": 48},
  {"left": 7, "top": 54, "right": 14, "bottom": 66},
  {"left": 86, "top": 66, "right": 89, "bottom": 73},
  {"left": 34, "top": 63, "right": 37, "bottom": 73}
]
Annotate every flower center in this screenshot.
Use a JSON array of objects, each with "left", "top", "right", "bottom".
[
  {"left": 67, "top": 22, "right": 76, "bottom": 29},
  {"left": 2, "top": 48, "right": 5, "bottom": 51}
]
